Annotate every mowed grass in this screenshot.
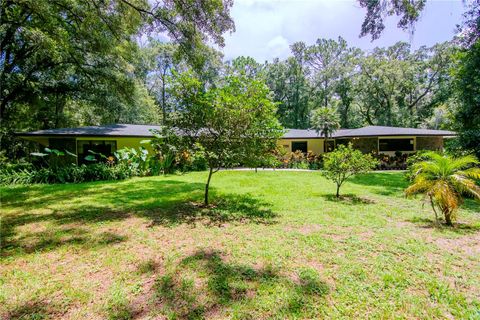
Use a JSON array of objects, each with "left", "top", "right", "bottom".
[{"left": 1, "top": 171, "right": 479, "bottom": 319}]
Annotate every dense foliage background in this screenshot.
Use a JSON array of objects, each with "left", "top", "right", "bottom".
[{"left": 1, "top": 0, "right": 479, "bottom": 161}]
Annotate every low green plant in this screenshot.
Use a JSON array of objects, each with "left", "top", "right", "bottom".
[
  {"left": 187, "top": 148, "right": 208, "bottom": 171},
  {"left": 274, "top": 149, "right": 323, "bottom": 170},
  {"left": 114, "top": 147, "right": 150, "bottom": 175},
  {"left": 0, "top": 167, "right": 36, "bottom": 184},
  {"left": 31, "top": 147, "right": 77, "bottom": 168},
  {"left": 405, "top": 150, "right": 435, "bottom": 181},
  {"left": 0, "top": 163, "right": 136, "bottom": 185}
]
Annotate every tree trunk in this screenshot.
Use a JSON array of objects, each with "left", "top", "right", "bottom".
[
  {"left": 336, "top": 184, "right": 340, "bottom": 198},
  {"left": 444, "top": 210, "right": 453, "bottom": 226},
  {"left": 204, "top": 167, "right": 214, "bottom": 206},
  {"left": 161, "top": 79, "right": 167, "bottom": 124},
  {"left": 429, "top": 196, "right": 439, "bottom": 225}
]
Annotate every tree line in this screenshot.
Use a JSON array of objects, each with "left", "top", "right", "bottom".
[{"left": 1, "top": 0, "right": 478, "bottom": 160}]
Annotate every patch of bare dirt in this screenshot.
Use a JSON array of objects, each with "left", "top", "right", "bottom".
[
  {"left": 295, "top": 224, "right": 324, "bottom": 235},
  {"left": 431, "top": 233, "right": 480, "bottom": 256}
]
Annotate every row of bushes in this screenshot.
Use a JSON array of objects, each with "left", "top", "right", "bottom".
[
  {"left": 0, "top": 146, "right": 209, "bottom": 185},
  {"left": 374, "top": 152, "right": 409, "bottom": 170},
  {"left": 275, "top": 150, "right": 323, "bottom": 170},
  {"left": 274, "top": 150, "right": 418, "bottom": 170},
  {"left": 0, "top": 146, "right": 436, "bottom": 185},
  {"left": 0, "top": 163, "right": 136, "bottom": 185}
]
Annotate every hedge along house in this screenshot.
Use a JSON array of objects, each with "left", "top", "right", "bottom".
[{"left": 17, "top": 124, "right": 456, "bottom": 163}]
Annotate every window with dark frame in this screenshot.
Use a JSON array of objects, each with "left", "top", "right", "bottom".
[
  {"left": 77, "top": 140, "right": 117, "bottom": 164},
  {"left": 378, "top": 138, "right": 414, "bottom": 152},
  {"left": 291, "top": 141, "right": 308, "bottom": 153},
  {"left": 325, "top": 140, "right": 335, "bottom": 152},
  {"left": 48, "top": 138, "right": 77, "bottom": 164}
]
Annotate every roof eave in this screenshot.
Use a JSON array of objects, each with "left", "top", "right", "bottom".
[{"left": 15, "top": 133, "right": 155, "bottom": 138}]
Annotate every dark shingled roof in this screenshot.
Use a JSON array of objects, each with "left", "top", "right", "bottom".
[
  {"left": 336, "top": 126, "right": 456, "bottom": 137},
  {"left": 18, "top": 124, "right": 456, "bottom": 138},
  {"left": 282, "top": 128, "right": 354, "bottom": 138},
  {"left": 282, "top": 126, "right": 456, "bottom": 139},
  {"left": 17, "top": 124, "right": 162, "bottom": 137}
]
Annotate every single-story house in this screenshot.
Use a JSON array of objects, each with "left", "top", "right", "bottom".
[
  {"left": 17, "top": 124, "right": 455, "bottom": 163},
  {"left": 278, "top": 126, "right": 455, "bottom": 155}
]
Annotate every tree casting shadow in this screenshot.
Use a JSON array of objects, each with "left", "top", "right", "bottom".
[
  {"left": 2, "top": 300, "right": 65, "bottom": 320},
  {"left": 348, "top": 172, "right": 408, "bottom": 196},
  {"left": 406, "top": 217, "right": 480, "bottom": 234},
  {"left": 1, "top": 179, "right": 277, "bottom": 258},
  {"left": 130, "top": 249, "right": 329, "bottom": 319},
  {"left": 321, "top": 193, "right": 376, "bottom": 205}
]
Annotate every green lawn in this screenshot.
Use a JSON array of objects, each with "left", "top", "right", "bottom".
[{"left": 1, "top": 171, "right": 479, "bottom": 319}]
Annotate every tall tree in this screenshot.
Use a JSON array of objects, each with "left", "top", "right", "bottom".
[
  {"left": 305, "top": 37, "right": 349, "bottom": 109},
  {"left": 265, "top": 45, "right": 310, "bottom": 129},
  {"left": 0, "top": 0, "right": 234, "bottom": 158},
  {"left": 142, "top": 41, "right": 185, "bottom": 122},
  {"left": 334, "top": 47, "right": 363, "bottom": 128},
  {"left": 452, "top": 0, "right": 480, "bottom": 158},
  {"left": 356, "top": 42, "right": 453, "bottom": 127},
  {"left": 226, "top": 56, "right": 265, "bottom": 79},
  {"left": 453, "top": 41, "right": 480, "bottom": 158}
]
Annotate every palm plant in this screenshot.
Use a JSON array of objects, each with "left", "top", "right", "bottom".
[
  {"left": 405, "top": 152, "right": 480, "bottom": 226},
  {"left": 310, "top": 106, "right": 340, "bottom": 139}
]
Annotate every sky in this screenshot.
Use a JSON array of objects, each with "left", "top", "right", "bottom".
[{"left": 221, "top": 0, "right": 466, "bottom": 62}]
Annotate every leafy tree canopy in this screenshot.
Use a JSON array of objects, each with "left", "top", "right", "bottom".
[
  {"left": 0, "top": 0, "right": 234, "bottom": 158},
  {"left": 157, "top": 72, "right": 284, "bottom": 205},
  {"left": 358, "top": 0, "right": 426, "bottom": 40}
]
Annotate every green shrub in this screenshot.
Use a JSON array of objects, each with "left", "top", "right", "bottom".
[
  {"left": 405, "top": 150, "right": 436, "bottom": 181},
  {"left": 273, "top": 149, "right": 323, "bottom": 170},
  {"left": 322, "top": 143, "right": 378, "bottom": 198},
  {"left": 0, "top": 163, "right": 137, "bottom": 185},
  {"left": 186, "top": 150, "right": 208, "bottom": 171},
  {"left": 0, "top": 167, "right": 35, "bottom": 185},
  {"left": 291, "top": 161, "right": 309, "bottom": 169}
]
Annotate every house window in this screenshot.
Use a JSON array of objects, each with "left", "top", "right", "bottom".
[
  {"left": 77, "top": 140, "right": 117, "bottom": 164},
  {"left": 291, "top": 141, "right": 307, "bottom": 153},
  {"left": 325, "top": 140, "right": 335, "bottom": 152},
  {"left": 49, "top": 138, "right": 76, "bottom": 153},
  {"left": 48, "top": 138, "right": 77, "bottom": 164},
  {"left": 379, "top": 138, "right": 414, "bottom": 152}
]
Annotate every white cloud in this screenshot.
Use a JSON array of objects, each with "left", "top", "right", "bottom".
[
  {"left": 266, "top": 35, "right": 290, "bottom": 59},
  {"left": 222, "top": 0, "right": 464, "bottom": 62}
]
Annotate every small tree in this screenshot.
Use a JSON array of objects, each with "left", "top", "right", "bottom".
[
  {"left": 161, "top": 72, "right": 283, "bottom": 205},
  {"left": 405, "top": 152, "right": 480, "bottom": 226},
  {"left": 322, "top": 144, "right": 378, "bottom": 198}
]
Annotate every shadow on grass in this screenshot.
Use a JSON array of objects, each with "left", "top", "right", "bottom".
[
  {"left": 2, "top": 226, "right": 128, "bottom": 258},
  {"left": 407, "top": 217, "right": 480, "bottom": 234},
  {"left": 2, "top": 300, "right": 64, "bottom": 320},
  {"left": 348, "top": 172, "right": 408, "bottom": 196},
  {"left": 321, "top": 193, "right": 376, "bottom": 205},
  {"left": 144, "top": 194, "right": 277, "bottom": 228},
  {"left": 1, "top": 179, "right": 276, "bottom": 258},
  {"left": 140, "top": 249, "right": 329, "bottom": 319},
  {"left": 461, "top": 198, "right": 480, "bottom": 214}
]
